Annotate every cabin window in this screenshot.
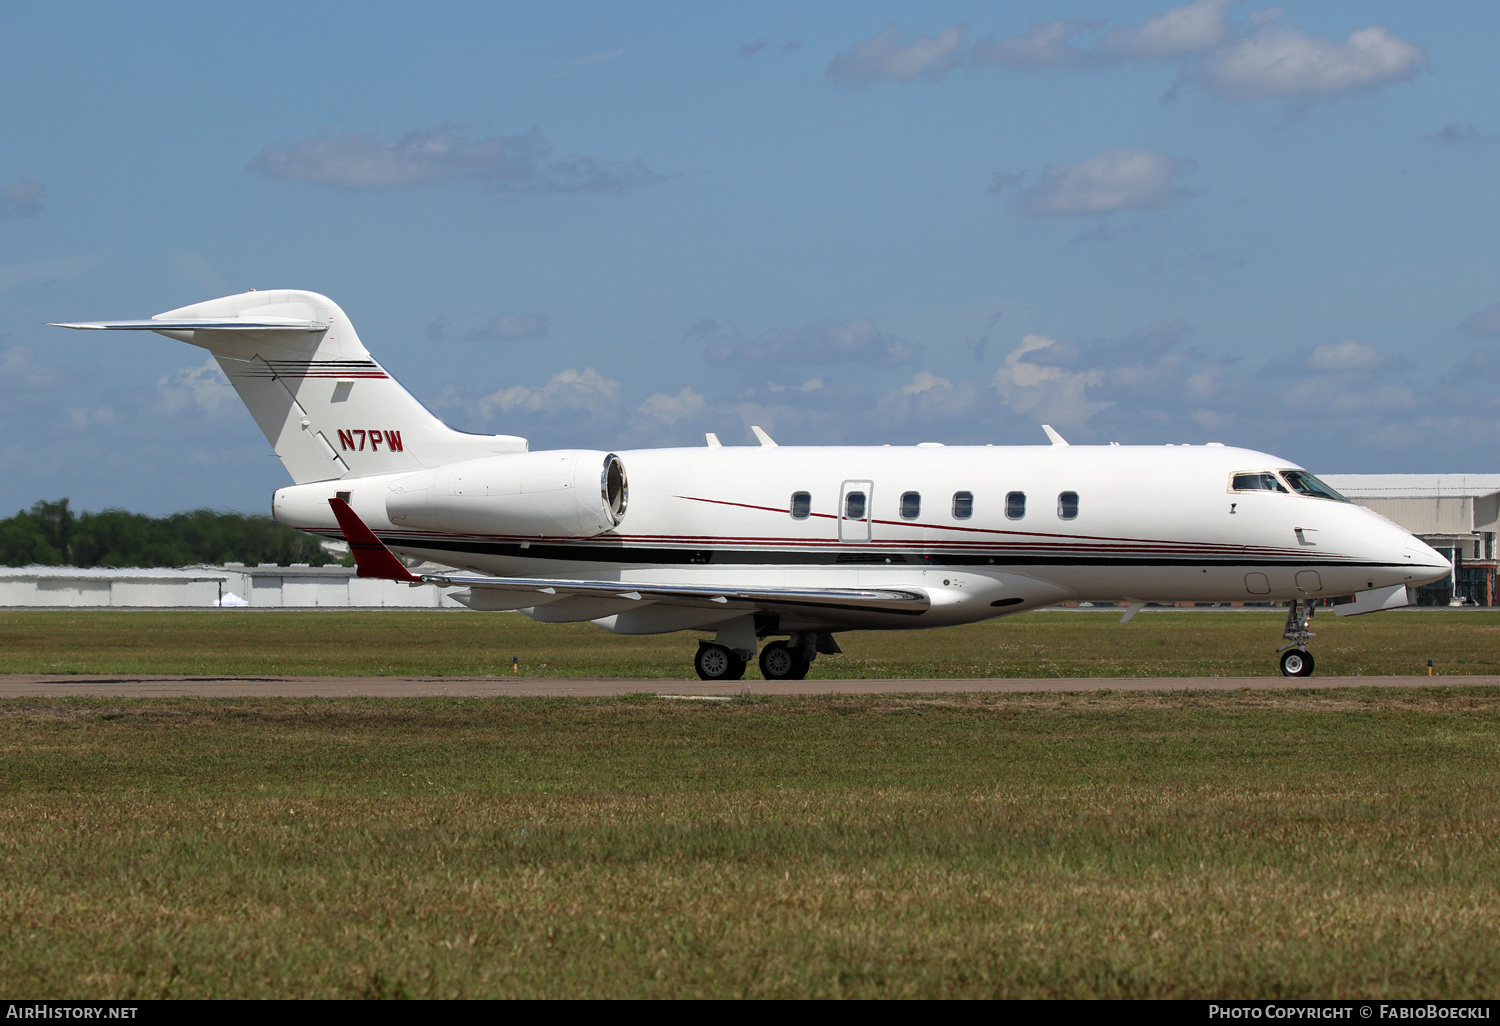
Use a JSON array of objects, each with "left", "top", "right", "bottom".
[
  {"left": 1280, "top": 470, "right": 1350, "bottom": 503},
  {"left": 1058, "top": 491, "right": 1079, "bottom": 520},
  {"left": 900, "top": 491, "right": 921, "bottom": 519},
  {"left": 952, "top": 491, "right": 973, "bottom": 520},
  {"left": 790, "top": 492, "right": 811, "bottom": 519},
  {"left": 1231, "top": 472, "right": 1287, "bottom": 494},
  {"left": 1005, "top": 491, "right": 1026, "bottom": 520},
  {"left": 844, "top": 491, "right": 867, "bottom": 521}
]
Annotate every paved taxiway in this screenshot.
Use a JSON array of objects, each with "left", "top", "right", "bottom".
[{"left": 0, "top": 674, "right": 1495, "bottom": 698}]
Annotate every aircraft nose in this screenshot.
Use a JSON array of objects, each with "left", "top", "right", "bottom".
[{"left": 1403, "top": 535, "right": 1452, "bottom": 586}]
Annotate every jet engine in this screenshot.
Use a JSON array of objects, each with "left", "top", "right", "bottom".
[{"left": 385, "top": 450, "right": 628, "bottom": 538}]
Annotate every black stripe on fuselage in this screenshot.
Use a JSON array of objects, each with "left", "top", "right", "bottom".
[{"left": 341, "top": 533, "right": 1411, "bottom": 570}]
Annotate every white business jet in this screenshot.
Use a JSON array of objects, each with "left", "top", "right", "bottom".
[{"left": 54, "top": 290, "right": 1451, "bottom": 680}]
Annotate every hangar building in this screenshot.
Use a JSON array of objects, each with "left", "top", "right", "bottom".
[
  {"left": 0, "top": 563, "right": 466, "bottom": 609},
  {"left": 1323, "top": 474, "right": 1500, "bottom": 606}
]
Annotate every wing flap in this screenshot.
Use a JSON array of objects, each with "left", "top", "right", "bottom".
[{"left": 424, "top": 570, "right": 929, "bottom": 616}]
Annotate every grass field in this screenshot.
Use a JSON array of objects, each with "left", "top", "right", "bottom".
[
  {"left": 2, "top": 689, "right": 1499, "bottom": 999},
  {"left": 2, "top": 608, "right": 1499, "bottom": 678}
]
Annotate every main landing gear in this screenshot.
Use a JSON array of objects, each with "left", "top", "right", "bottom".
[
  {"left": 1278, "top": 599, "right": 1316, "bottom": 677},
  {"left": 758, "top": 640, "right": 810, "bottom": 681},
  {"left": 694, "top": 642, "right": 747, "bottom": 681},
  {"left": 694, "top": 632, "right": 838, "bottom": 681}
]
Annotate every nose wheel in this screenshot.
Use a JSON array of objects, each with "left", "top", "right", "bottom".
[
  {"left": 1277, "top": 599, "right": 1317, "bottom": 677},
  {"left": 1279, "top": 648, "right": 1314, "bottom": 677}
]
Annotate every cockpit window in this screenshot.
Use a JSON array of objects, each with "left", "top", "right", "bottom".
[
  {"left": 1231, "top": 472, "right": 1288, "bottom": 493},
  {"left": 1280, "top": 470, "right": 1349, "bottom": 503}
]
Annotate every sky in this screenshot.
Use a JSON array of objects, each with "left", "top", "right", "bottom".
[{"left": 2, "top": 0, "right": 1498, "bottom": 514}]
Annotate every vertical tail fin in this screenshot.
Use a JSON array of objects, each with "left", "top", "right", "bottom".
[{"left": 54, "top": 289, "right": 526, "bottom": 484}]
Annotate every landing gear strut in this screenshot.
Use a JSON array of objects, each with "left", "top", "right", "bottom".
[{"left": 1278, "top": 599, "right": 1316, "bottom": 677}]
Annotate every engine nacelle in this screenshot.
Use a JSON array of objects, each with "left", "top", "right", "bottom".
[{"left": 384, "top": 450, "right": 628, "bottom": 538}]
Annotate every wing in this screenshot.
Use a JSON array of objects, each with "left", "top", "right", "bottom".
[{"left": 328, "top": 498, "right": 929, "bottom": 618}]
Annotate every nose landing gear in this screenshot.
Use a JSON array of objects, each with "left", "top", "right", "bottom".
[{"left": 1277, "top": 599, "right": 1316, "bottom": 677}]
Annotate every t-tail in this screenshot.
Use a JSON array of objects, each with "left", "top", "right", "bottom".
[{"left": 53, "top": 289, "right": 526, "bottom": 483}]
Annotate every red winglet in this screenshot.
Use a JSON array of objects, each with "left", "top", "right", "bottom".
[{"left": 329, "top": 498, "right": 422, "bottom": 582}]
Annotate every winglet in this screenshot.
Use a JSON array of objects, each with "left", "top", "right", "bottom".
[
  {"left": 750, "top": 425, "right": 778, "bottom": 447},
  {"left": 329, "top": 498, "right": 422, "bottom": 582},
  {"left": 1042, "top": 424, "right": 1069, "bottom": 446}
]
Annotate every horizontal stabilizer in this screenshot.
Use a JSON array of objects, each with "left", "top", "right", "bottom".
[{"left": 50, "top": 318, "right": 328, "bottom": 332}]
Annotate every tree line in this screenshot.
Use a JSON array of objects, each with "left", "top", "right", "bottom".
[{"left": 0, "top": 499, "right": 340, "bottom": 568}]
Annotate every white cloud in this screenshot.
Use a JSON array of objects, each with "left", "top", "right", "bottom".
[
  {"left": 466, "top": 313, "right": 550, "bottom": 342},
  {"left": 248, "top": 125, "right": 663, "bottom": 194},
  {"left": 991, "top": 334, "right": 1110, "bottom": 427},
  {"left": 64, "top": 406, "right": 119, "bottom": 432},
  {"left": 0, "top": 178, "right": 44, "bottom": 217},
  {"left": 0, "top": 347, "right": 61, "bottom": 390},
  {"left": 900, "top": 371, "right": 952, "bottom": 395},
  {"left": 1197, "top": 23, "right": 1427, "bottom": 102},
  {"left": 479, "top": 367, "right": 620, "bottom": 418},
  {"left": 1184, "top": 367, "right": 1225, "bottom": 402},
  {"left": 1020, "top": 148, "right": 1194, "bottom": 217},
  {"left": 1460, "top": 303, "right": 1500, "bottom": 337},
  {"left": 971, "top": 19, "right": 1095, "bottom": 68},
  {"left": 873, "top": 372, "right": 983, "bottom": 433},
  {"left": 157, "top": 358, "right": 232, "bottom": 416},
  {"left": 1102, "top": 0, "right": 1230, "bottom": 59},
  {"left": 1306, "top": 339, "right": 1388, "bottom": 372},
  {"left": 637, "top": 387, "right": 707, "bottom": 425},
  {"left": 700, "top": 318, "right": 921, "bottom": 369},
  {"left": 827, "top": 25, "right": 965, "bottom": 83},
  {"left": 838, "top": 6, "right": 1429, "bottom": 114},
  {"left": 766, "top": 378, "right": 824, "bottom": 394}
]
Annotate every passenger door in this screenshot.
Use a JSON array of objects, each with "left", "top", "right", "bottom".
[{"left": 839, "top": 479, "right": 873, "bottom": 542}]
